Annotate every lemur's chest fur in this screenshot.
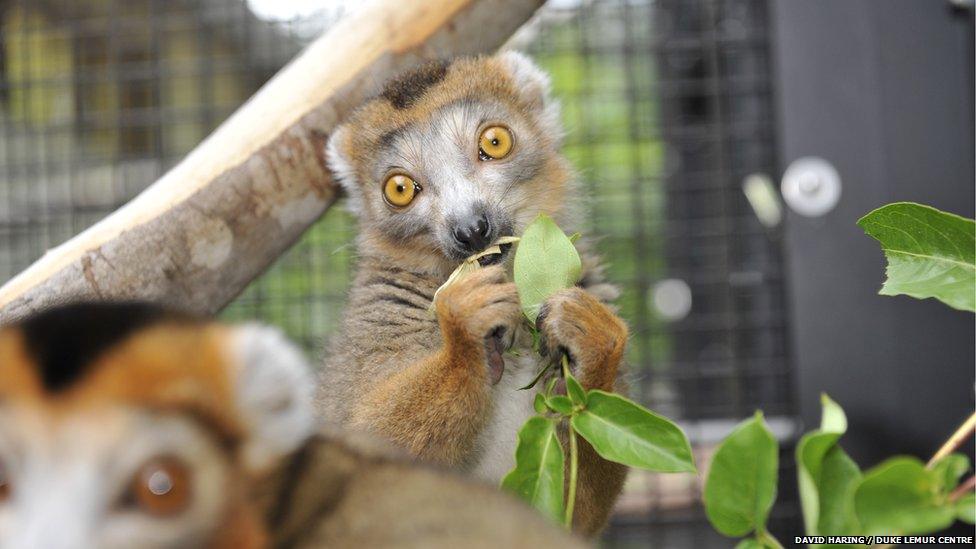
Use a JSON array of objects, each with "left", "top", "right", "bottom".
[
  {"left": 468, "top": 353, "right": 539, "bottom": 481},
  {"left": 320, "top": 258, "right": 538, "bottom": 480}
]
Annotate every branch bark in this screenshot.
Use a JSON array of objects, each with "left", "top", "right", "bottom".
[{"left": 0, "top": 0, "right": 544, "bottom": 323}]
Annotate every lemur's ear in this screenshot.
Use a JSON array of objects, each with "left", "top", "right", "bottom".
[
  {"left": 498, "top": 50, "right": 552, "bottom": 109},
  {"left": 326, "top": 125, "right": 365, "bottom": 214},
  {"left": 498, "top": 50, "right": 563, "bottom": 144},
  {"left": 226, "top": 323, "right": 315, "bottom": 473}
]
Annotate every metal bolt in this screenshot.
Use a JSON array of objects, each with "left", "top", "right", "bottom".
[{"left": 781, "top": 157, "right": 842, "bottom": 217}]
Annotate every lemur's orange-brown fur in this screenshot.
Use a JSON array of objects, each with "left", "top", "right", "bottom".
[
  {"left": 0, "top": 303, "right": 588, "bottom": 549},
  {"left": 0, "top": 322, "right": 264, "bottom": 549},
  {"left": 0, "top": 325, "right": 237, "bottom": 432},
  {"left": 538, "top": 287, "right": 629, "bottom": 533},
  {"left": 330, "top": 55, "right": 573, "bottom": 276},
  {"left": 320, "top": 52, "right": 630, "bottom": 536},
  {"left": 349, "top": 266, "right": 514, "bottom": 464}
]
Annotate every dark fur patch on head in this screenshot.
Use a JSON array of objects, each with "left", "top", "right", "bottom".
[
  {"left": 380, "top": 60, "right": 449, "bottom": 110},
  {"left": 15, "top": 301, "right": 188, "bottom": 393},
  {"left": 378, "top": 127, "right": 404, "bottom": 149}
]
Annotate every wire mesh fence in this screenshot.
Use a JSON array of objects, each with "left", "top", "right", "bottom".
[{"left": 0, "top": 0, "right": 799, "bottom": 545}]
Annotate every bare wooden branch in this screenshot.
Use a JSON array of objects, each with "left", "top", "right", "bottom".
[{"left": 0, "top": 0, "right": 544, "bottom": 323}]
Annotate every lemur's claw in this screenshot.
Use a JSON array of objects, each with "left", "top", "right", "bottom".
[
  {"left": 535, "top": 287, "right": 627, "bottom": 391},
  {"left": 484, "top": 327, "right": 507, "bottom": 385}
]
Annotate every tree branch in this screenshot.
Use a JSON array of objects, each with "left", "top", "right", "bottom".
[
  {"left": 0, "top": 0, "right": 543, "bottom": 322},
  {"left": 928, "top": 413, "right": 976, "bottom": 468}
]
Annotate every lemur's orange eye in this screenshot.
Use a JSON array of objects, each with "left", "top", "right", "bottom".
[
  {"left": 383, "top": 174, "right": 420, "bottom": 207},
  {"left": 478, "top": 125, "right": 514, "bottom": 160},
  {"left": 130, "top": 457, "right": 191, "bottom": 516}
]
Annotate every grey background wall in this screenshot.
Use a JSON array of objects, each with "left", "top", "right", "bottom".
[{"left": 773, "top": 0, "right": 975, "bottom": 467}]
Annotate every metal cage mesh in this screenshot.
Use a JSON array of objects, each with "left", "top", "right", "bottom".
[{"left": 0, "top": 0, "right": 799, "bottom": 545}]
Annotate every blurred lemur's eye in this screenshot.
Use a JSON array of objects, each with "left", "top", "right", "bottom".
[
  {"left": 127, "top": 457, "right": 191, "bottom": 516},
  {"left": 0, "top": 460, "right": 10, "bottom": 502},
  {"left": 383, "top": 174, "right": 421, "bottom": 207},
  {"left": 478, "top": 125, "right": 514, "bottom": 160}
]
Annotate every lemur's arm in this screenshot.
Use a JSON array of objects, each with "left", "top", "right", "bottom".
[
  {"left": 536, "top": 286, "right": 630, "bottom": 536},
  {"left": 348, "top": 266, "right": 521, "bottom": 467},
  {"left": 348, "top": 348, "right": 490, "bottom": 466}
]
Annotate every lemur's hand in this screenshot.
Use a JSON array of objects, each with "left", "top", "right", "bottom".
[
  {"left": 434, "top": 265, "right": 521, "bottom": 384},
  {"left": 536, "top": 287, "right": 628, "bottom": 392}
]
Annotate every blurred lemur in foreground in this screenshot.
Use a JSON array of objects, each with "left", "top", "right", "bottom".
[
  {"left": 320, "top": 52, "right": 629, "bottom": 535},
  {"left": 0, "top": 302, "right": 584, "bottom": 549}
]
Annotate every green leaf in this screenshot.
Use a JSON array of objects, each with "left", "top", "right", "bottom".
[
  {"left": 931, "top": 453, "right": 970, "bottom": 493},
  {"left": 858, "top": 202, "right": 975, "bottom": 311},
  {"left": 796, "top": 394, "right": 862, "bottom": 540},
  {"left": 501, "top": 417, "right": 565, "bottom": 523},
  {"left": 513, "top": 213, "right": 582, "bottom": 322},
  {"left": 854, "top": 456, "right": 956, "bottom": 535},
  {"left": 533, "top": 393, "right": 547, "bottom": 414},
  {"left": 544, "top": 377, "right": 558, "bottom": 398},
  {"left": 757, "top": 531, "right": 786, "bottom": 549},
  {"left": 546, "top": 395, "right": 573, "bottom": 415},
  {"left": 735, "top": 534, "right": 784, "bottom": 549},
  {"left": 955, "top": 493, "right": 975, "bottom": 524},
  {"left": 519, "top": 363, "right": 552, "bottom": 391},
  {"left": 571, "top": 390, "right": 695, "bottom": 473},
  {"left": 818, "top": 393, "right": 847, "bottom": 433},
  {"left": 816, "top": 447, "right": 863, "bottom": 541},
  {"left": 565, "top": 372, "right": 586, "bottom": 407},
  {"left": 704, "top": 412, "right": 778, "bottom": 538}
]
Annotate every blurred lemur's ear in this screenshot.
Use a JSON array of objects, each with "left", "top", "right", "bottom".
[
  {"left": 227, "top": 324, "right": 315, "bottom": 473},
  {"left": 326, "top": 126, "right": 365, "bottom": 216}
]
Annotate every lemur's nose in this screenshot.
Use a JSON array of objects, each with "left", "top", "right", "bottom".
[{"left": 452, "top": 213, "right": 491, "bottom": 254}]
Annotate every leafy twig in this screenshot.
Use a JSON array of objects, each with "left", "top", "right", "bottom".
[
  {"left": 519, "top": 360, "right": 551, "bottom": 391},
  {"left": 758, "top": 530, "right": 784, "bottom": 549},
  {"left": 562, "top": 356, "right": 579, "bottom": 529},
  {"left": 949, "top": 476, "right": 976, "bottom": 503},
  {"left": 500, "top": 215, "right": 695, "bottom": 531},
  {"left": 565, "top": 416, "right": 579, "bottom": 528},
  {"left": 428, "top": 236, "right": 521, "bottom": 314}
]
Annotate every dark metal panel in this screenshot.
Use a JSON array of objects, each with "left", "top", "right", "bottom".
[{"left": 772, "top": 0, "right": 974, "bottom": 465}]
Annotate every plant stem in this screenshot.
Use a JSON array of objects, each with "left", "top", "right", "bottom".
[
  {"left": 927, "top": 412, "right": 976, "bottom": 468},
  {"left": 565, "top": 415, "right": 579, "bottom": 529},
  {"left": 561, "top": 355, "right": 579, "bottom": 530},
  {"left": 949, "top": 475, "right": 976, "bottom": 503},
  {"left": 758, "top": 530, "right": 784, "bottom": 549}
]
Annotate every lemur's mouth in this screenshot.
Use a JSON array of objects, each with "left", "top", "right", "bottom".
[{"left": 476, "top": 242, "right": 513, "bottom": 267}]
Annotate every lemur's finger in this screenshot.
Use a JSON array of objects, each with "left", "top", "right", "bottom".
[
  {"left": 474, "top": 301, "right": 522, "bottom": 336},
  {"left": 537, "top": 288, "right": 603, "bottom": 357},
  {"left": 535, "top": 287, "right": 628, "bottom": 391},
  {"left": 458, "top": 264, "right": 507, "bottom": 288},
  {"left": 477, "top": 282, "right": 519, "bottom": 306},
  {"left": 474, "top": 287, "right": 521, "bottom": 319}
]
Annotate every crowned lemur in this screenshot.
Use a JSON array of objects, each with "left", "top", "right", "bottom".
[{"left": 320, "top": 51, "right": 630, "bottom": 536}]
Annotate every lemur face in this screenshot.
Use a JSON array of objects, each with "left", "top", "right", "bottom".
[
  {"left": 329, "top": 52, "right": 574, "bottom": 271},
  {"left": 0, "top": 408, "right": 231, "bottom": 549},
  {"left": 0, "top": 303, "right": 314, "bottom": 549}
]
